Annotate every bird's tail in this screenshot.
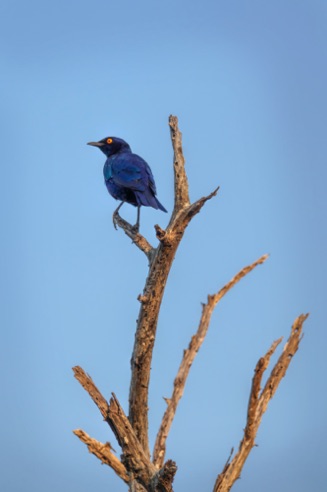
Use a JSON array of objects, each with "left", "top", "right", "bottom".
[
  {"left": 134, "top": 190, "right": 167, "bottom": 212},
  {"left": 153, "top": 196, "right": 168, "bottom": 213}
]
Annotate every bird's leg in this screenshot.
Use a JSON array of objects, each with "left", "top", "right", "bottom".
[
  {"left": 113, "top": 202, "right": 124, "bottom": 230},
  {"left": 132, "top": 206, "right": 141, "bottom": 233}
]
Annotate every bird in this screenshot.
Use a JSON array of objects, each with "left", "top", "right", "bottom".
[{"left": 87, "top": 136, "right": 167, "bottom": 232}]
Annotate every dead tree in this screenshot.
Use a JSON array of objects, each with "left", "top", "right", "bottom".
[{"left": 73, "top": 115, "right": 308, "bottom": 492}]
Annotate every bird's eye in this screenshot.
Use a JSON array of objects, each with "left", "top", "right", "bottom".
[{"left": 106, "top": 138, "right": 113, "bottom": 144}]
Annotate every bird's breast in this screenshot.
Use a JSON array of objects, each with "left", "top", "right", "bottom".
[{"left": 103, "top": 160, "right": 113, "bottom": 181}]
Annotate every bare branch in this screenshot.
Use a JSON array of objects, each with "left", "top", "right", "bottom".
[
  {"left": 112, "top": 211, "right": 155, "bottom": 261},
  {"left": 258, "top": 314, "right": 307, "bottom": 415},
  {"left": 108, "top": 393, "right": 157, "bottom": 488},
  {"left": 245, "top": 338, "right": 282, "bottom": 440},
  {"left": 73, "top": 429, "right": 129, "bottom": 483},
  {"left": 73, "top": 366, "right": 109, "bottom": 419},
  {"left": 73, "top": 366, "right": 170, "bottom": 490},
  {"left": 168, "top": 114, "right": 190, "bottom": 213},
  {"left": 109, "top": 394, "right": 178, "bottom": 491},
  {"left": 129, "top": 117, "right": 220, "bottom": 457},
  {"left": 153, "top": 254, "right": 269, "bottom": 467},
  {"left": 72, "top": 366, "right": 154, "bottom": 477},
  {"left": 213, "top": 313, "right": 309, "bottom": 492}
]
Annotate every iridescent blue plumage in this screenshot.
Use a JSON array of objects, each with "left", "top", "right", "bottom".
[{"left": 87, "top": 136, "right": 167, "bottom": 231}]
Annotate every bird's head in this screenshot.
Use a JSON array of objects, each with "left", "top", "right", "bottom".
[{"left": 87, "top": 136, "right": 131, "bottom": 157}]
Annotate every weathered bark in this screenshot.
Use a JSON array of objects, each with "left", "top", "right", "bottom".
[
  {"left": 127, "top": 116, "right": 219, "bottom": 457},
  {"left": 73, "top": 429, "right": 129, "bottom": 483},
  {"left": 213, "top": 313, "right": 309, "bottom": 492},
  {"left": 153, "top": 254, "right": 269, "bottom": 467},
  {"left": 73, "top": 366, "right": 177, "bottom": 491}
]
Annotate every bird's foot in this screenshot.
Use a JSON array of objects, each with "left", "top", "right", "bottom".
[
  {"left": 112, "top": 211, "right": 119, "bottom": 230},
  {"left": 131, "top": 223, "right": 140, "bottom": 234},
  {"left": 113, "top": 202, "right": 124, "bottom": 230}
]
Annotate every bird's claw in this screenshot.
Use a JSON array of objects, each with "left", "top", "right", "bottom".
[
  {"left": 131, "top": 223, "right": 139, "bottom": 234},
  {"left": 112, "top": 211, "right": 119, "bottom": 230},
  {"left": 112, "top": 210, "right": 139, "bottom": 234}
]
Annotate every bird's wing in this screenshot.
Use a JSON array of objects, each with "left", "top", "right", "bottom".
[
  {"left": 143, "top": 161, "right": 157, "bottom": 194},
  {"left": 111, "top": 154, "right": 152, "bottom": 192}
]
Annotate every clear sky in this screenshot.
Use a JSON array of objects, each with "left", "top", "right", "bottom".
[{"left": 1, "top": 1, "right": 326, "bottom": 491}]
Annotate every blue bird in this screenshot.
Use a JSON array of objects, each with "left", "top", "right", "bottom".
[{"left": 87, "top": 136, "right": 167, "bottom": 231}]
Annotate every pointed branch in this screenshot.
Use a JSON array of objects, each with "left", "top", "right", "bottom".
[
  {"left": 73, "top": 429, "right": 129, "bottom": 483},
  {"left": 258, "top": 314, "right": 307, "bottom": 413},
  {"left": 72, "top": 366, "right": 153, "bottom": 476},
  {"left": 243, "top": 338, "right": 283, "bottom": 445},
  {"left": 108, "top": 393, "right": 157, "bottom": 488},
  {"left": 168, "top": 114, "right": 190, "bottom": 213},
  {"left": 213, "top": 313, "right": 309, "bottom": 492},
  {"left": 153, "top": 253, "right": 269, "bottom": 467},
  {"left": 184, "top": 186, "right": 220, "bottom": 215},
  {"left": 73, "top": 366, "right": 169, "bottom": 490},
  {"left": 73, "top": 365, "right": 109, "bottom": 419}
]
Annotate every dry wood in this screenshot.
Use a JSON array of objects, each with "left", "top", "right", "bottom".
[
  {"left": 151, "top": 460, "right": 178, "bottom": 492},
  {"left": 73, "top": 429, "right": 129, "bottom": 483},
  {"left": 73, "top": 365, "right": 109, "bottom": 419},
  {"left": 169, "top": 115, "right": 190, "bottom": 213},
  {"left": 213, "top": 313, "right": 309, "bottom": 492},
  {"left": 73, "top": 367, "right": 155, "bottom": 487},
  {"left": 153, "top": 253, "right": 269, "bottom": 467},
  {"left": 112, "top": 211, "right": 155, "bottom": 261},
  {"left": 108, "top": 393, "right": 157, "bottom": 488},
  {"left": 73, "top": 366, "right": 177, "bottom": 491},
  {"left": 126, "top": 116, "right": 219, "bottom": 457}
]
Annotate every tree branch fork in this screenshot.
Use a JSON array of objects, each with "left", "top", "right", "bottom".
[{"left": 73, "top": 115, "right": 309, "bottom": 492}]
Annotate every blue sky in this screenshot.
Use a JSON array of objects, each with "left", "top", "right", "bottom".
[{"left": 1, "top": 1, "right": 326, "bottom": 491}]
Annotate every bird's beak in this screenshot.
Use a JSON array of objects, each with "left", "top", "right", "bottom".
[{"left": 87, "top": 141, "right": 104, "bottom": 147}]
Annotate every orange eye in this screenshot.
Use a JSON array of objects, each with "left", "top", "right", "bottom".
[{"left": 106, "top": 138, "right": 113, "bottom": 144}]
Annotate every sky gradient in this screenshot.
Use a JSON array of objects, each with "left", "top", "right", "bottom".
[{"left": 1, "top": 1, "right": 326, "bottom": 491}]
